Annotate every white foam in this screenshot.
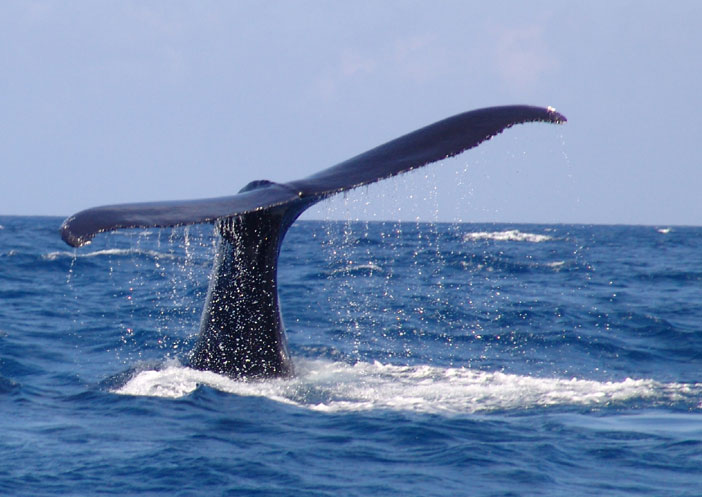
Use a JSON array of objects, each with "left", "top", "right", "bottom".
[
  {"left": 43, "top": 248, "right": 178, "bottom": 261},
  {"left": 114, "top": 359, "right": 698, "bottom": 414},
  {"left": 463, "top": 230, "right": 552, "bottom": 243},
  {"left": 657, "top": 228, "right": 672, "bottom": 234}
]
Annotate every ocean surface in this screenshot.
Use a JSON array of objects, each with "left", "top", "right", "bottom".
[{"left": 1, "top": 216, "right": 701, "bottom": 496}]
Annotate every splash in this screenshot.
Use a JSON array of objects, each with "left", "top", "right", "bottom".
[{"left": 114, "top": 359, "right": 700, "bottom": 414}]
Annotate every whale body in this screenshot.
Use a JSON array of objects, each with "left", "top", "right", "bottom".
[{"left": 61, "top": 105, "right": 566, "bottom": 379}]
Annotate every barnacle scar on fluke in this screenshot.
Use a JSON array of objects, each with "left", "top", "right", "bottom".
[{"left": 61, "top": 105, "right": 566, "bottom": 379}]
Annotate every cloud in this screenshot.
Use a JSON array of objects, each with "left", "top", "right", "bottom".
[
  {"left": 491, "top": 25, "right": 557, "bottom": 92},
  {"left": 391, "top": 34, "right": 444, "bottom": 82},
  {"left": 339, "top": 49, "right": 376, "bottom": 77},
  {"left": 311, "top": 33, "right": 446, "bottom": 102}
]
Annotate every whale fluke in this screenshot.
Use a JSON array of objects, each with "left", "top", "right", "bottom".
[{"left": 61, "top": 105, "right": 566, "bottom": 378}]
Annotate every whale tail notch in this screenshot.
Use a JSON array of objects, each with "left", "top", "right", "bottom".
[{"left": 60, "top": 105, "right": 566, "bottom": 378}]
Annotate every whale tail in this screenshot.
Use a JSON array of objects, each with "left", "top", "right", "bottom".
[{"left": 60, "top": 105, "right": 566, "bottom": 378}]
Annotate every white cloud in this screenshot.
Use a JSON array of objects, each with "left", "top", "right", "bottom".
[
  {"left": 391, "top": 34, "right": 445, "bottom": 83},
  {"left": 311, "top": 33, "right": 446, "bottom": 102},
  {"left": 339, "top": 49, "right": 376, "bottom": 77},
  {"left": 491, "top": 25, "right": 557, "bottom": 92}
]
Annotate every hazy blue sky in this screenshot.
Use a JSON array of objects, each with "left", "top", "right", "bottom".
[{"left": 1, "top": 1, "right": 700, "bottom": 225}]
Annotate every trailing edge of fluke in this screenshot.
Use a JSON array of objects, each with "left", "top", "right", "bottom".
[{"left": 61, "top": 105, "right": 566, "bottom": 379}]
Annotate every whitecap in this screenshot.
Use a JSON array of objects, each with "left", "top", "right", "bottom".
[
  {"left": 114, "top": 359, "right": 699, "bottom": 414},
  {"left": 657, "top": 228, "right": 672, "bottom": 234},
  {"left": 43, "top": 248, "right": 178, "bottom": 261},
  {"left": 463, "top": 230, "right": 552, "bottom": 243}
]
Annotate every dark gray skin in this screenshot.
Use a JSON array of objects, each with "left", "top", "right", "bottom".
[
  {"left": 189, "top": 192, "right": 313, "bottom": 378},
  {"left": 60, "top": 105, "right": 566, "bottom": 379}
]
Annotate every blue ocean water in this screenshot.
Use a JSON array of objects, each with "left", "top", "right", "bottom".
[{"left": 1, "top": 216, "right": 701, "bottom": 496}]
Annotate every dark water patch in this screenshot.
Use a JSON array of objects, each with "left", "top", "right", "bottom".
[
  {"left": 0, "top": 376, "right": 19, "bottom": 394},
  {"left": 635, "top": 269, "right": 702, "bottom": 283}
]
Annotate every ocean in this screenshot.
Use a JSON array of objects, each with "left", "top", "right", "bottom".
[{"left": 1, "top": 216, "right": 701, "bottom": 496}]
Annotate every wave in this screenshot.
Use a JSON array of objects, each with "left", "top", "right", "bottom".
[
  {"left": 463, "top": 230, "right": 552, "bottom": 243},
  {"left": 114, "top": 359, "right": 700, "bottom": 414},
  {"left": 43, "top": 248, "right": 179, "bottom": 261}
]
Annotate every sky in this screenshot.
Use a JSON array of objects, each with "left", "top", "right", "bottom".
[{"left": 1, "top": 1, "right": 700, "bottom": 225}]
